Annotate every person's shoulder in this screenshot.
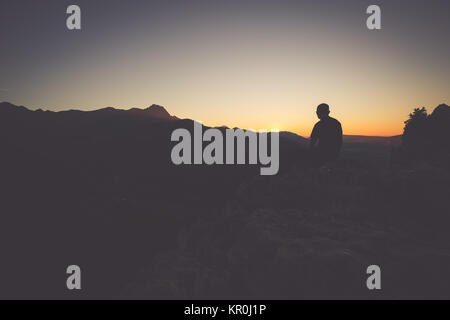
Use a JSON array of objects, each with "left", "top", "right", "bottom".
[
  {"left": 313, "top": 120, "right": 322, "bottom": 128},
  {"left": 329, "top": 117, "right": 340, "bottom": 123},
  {"left": 329, "top": 117, "right": 341, "bottom": 126}
]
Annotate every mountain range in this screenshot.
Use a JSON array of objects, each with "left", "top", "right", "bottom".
[{"left": 0, "top": 101, "right": 401, "bottom": 145}]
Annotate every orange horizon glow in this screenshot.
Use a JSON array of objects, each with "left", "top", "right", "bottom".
[
  {"left": 20, "top": 100, "right": 436, "bottom": 137},
  {"left": 200, "top": 117, "right": 404, "bottom": 137}
]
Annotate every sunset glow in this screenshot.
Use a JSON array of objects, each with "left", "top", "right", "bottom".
[{"left": 1, "top": 0, "right": 449, "bottom": 137}]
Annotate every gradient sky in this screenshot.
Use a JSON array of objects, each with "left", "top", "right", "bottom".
[{"left": 1, "top": 0, "right": 449, "bottom": 136}]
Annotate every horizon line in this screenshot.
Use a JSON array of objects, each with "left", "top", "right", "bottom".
[{"left": 1, "top": 100, "right": 404, "bottom": 138}]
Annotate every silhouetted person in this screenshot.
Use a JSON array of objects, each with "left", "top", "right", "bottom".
[{"left": 310, "top": 103, "right": 343, "bottom": 167}]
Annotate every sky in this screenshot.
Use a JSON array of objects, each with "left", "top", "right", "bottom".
[{"left": 1, "top": 0, "right": 449, "bottom": 136}]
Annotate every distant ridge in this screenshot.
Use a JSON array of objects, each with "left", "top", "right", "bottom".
[
  {"left": 280, "top": 131, "right": 309, "bottom": 144},
  {"left": 0, "top": 102, "right": 439, "bottom": 146},
  {"left": 343, "top": 135, "right": 402, "bottom": 146},
  {"left": 0, "top": 102, "right": 178, "bottom": 120},
  {"left": 0, "top": 101, "right": 30, "bottom": 113}
]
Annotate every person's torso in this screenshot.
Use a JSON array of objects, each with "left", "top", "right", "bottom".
[{"left": 316, "top": 117, "right": 341, "bottom": 149}]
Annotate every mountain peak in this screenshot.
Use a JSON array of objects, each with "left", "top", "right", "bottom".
[
  {"left": 143, "top": 104, "right": 173, "bottom": 119},
  {"left": 126, "top": 104, "right": 176, "bottom": 120},
  {"left": 145, "top": 104, "right": 171, "bottom": 117}
]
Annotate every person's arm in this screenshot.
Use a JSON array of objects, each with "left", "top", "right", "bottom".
[
  {"left": 337, "top": 122, "right": 343, "bottom": 151},
  {"left": 310, "top": 124, "right": 318, "bottom": 149}
]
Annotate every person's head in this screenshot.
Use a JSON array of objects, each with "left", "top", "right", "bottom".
[{"left": 316, "top": 103, "right": 330, "bottom": 119}]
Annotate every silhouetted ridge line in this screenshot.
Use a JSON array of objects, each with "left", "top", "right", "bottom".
[
  {"left": 0, "top": 101, "right": 30, "bottom": 113},
  {"left": 0, "top": 102, "right": 178, "bottom": 120}
]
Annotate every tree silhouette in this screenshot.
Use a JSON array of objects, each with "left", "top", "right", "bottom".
[
  {"left": 401, "top": 104, "right": 450, "bottom": 166},
  {"left": 402, "top": 107, "right": 429, "bottom": 156}
]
